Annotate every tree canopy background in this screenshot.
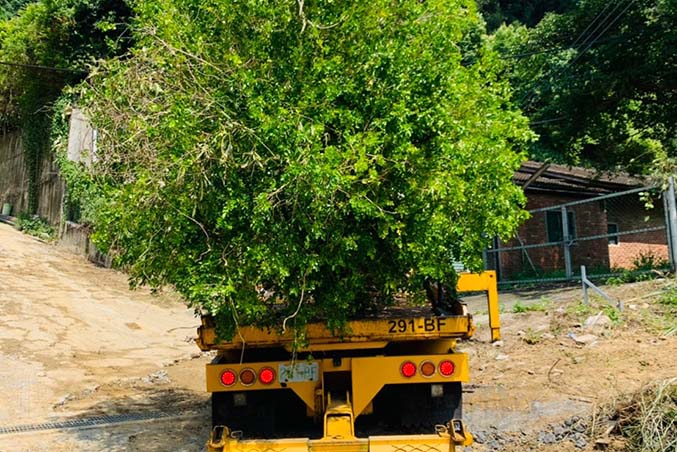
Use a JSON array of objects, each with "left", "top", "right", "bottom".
[
  {"left": 76, "top": 0, "right": 531, "bottom": 336},
  {"left": 484, "top": 0, "right": 676, "bottom": 176},
  {"left": 0, "top": 0, "right": 132, "bottom": 211}
]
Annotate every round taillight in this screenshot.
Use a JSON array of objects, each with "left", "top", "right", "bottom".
[
  {"left": 259, "top": 367, "right": 276, "bottom": 385},
  {"left": 420, "top": 360, "right": 436, "bottom": 377},
  {"left": 239, "top": 368, "right": 256, "bottom": 386},
  {"left": 439, "top": 360, "right": 455, "bottom": 376},
  {"left": 400, "top": 361, "right": 417, "bottom": 378},
  {"left": 220, "top": 369, "right": 237, "bottom": 387}
]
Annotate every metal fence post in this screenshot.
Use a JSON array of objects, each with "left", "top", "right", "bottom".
[
  {"left": 581, "top": 265, "right": 588, "bottom": 305},
  {"left": 667, "top": 176, "right": 677, "bottom": 271},
  {"left": 562, "top": 206, "right": 573, "bottom": 278}
]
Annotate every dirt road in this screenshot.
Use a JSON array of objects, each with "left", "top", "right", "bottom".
[
  {"left": 0, "top": 222, "right": 675, "bottom": 451},
  {"left": 0, "top": 223, "right": 209, "bottom": 451}
]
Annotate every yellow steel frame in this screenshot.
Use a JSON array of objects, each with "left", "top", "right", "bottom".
[
  {"left": 206, "top": 353, "right": 469, "bottom": 417},
  {"left": 456, "top": 271, "right": 501, "bottom": 341},
  {"left": 207, "top": 430, "right": 470, "bottom": 452},
  {"left": 197, "top": 271, "right": 501, "bottom": 351}
]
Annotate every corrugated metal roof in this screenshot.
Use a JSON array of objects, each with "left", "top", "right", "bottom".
[{"left": 514, "top": 161, "right": 646, "bottom": 195}]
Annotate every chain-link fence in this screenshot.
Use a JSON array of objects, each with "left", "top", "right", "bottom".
[{"left": 486, "top": 178, "right": 677, "bottom": 286}]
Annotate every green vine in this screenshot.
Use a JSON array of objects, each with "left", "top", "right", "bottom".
[
  {"left": 20, "top": 78, "right": 65, "bottom": 213},
  {"left": 0, "top": 0, "right": 132, "bottom": 217}
]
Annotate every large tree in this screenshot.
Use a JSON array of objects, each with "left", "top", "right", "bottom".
[{"left": 77, "top": 0, "right": 531, "bottom": 336}]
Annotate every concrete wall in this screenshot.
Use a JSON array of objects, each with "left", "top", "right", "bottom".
[
  {"left": 60, "top": 221, "right": 112, "bottom": 267},
  {"left": 0, "top": 132, "right": 29, "bottom": 216},
  {"left": 36, "top": 149, "right": 65, "bottom": 225},
  {"left": 0, "top": 131, "right": 65, "bottom": 224},
  {"left": 0, "top": 121, "right": 110, "bottom": 266}
]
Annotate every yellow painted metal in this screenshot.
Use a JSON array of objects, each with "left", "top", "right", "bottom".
[
  {"left": 207, "top": 361, "right": 320, "bottom": 414},
  {"left": 206, "top": 430, "right": 468, "bottom": 452},
  {"left": 320, "top": 392, "right": 356, "bottom": 440},
  {"left": 368, "top": 435, "right": 454, "bottom": 452},
  {"left": 351, "top": 354, "right": 469, "bottom": 417},
  {"left": 207, "top": 426, "right": 309, "bottom": 452},
  {"left": 200, "top": 272, "right": 502, "bottom": 452},
  {"left": 197, "top": 271, "right": 501, "bottom": 351},
  {"left": 308, "top": 439, "right": 369, "bottom": 452},
  {"left": 456, "top": 271, "right": 501, "bottom": 342},
  {"left": 285, "top": 341, "right": 389, "bottom": 352},
  {"left": 207, "top": 413, "right": 470, "bottom": 451},
  {"left": 198, "top": 316, "right": 474, "bottom": 351},
  {"left": 207, "top": 353, "right": 468, "bottom": 418}
]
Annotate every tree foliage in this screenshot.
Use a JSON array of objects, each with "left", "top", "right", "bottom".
[
  {"left": 79, "top": 0, "right": 531, "bottom": 336},
  {"left": 489, "top": 0, "right": 676, "bottom": 174},
  {"left": 478, "top": 0, "right": 574, "bottom": 31},
  {"left": 0, "top": 0, "right": 33, "bottom": 20},
  {"left": 0, "top": 0, "right": 131, "bottom": 211}
]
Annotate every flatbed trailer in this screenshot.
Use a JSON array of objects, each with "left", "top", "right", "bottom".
[{"left": 196, "top": 271, "right": 501, "bottom": 452}]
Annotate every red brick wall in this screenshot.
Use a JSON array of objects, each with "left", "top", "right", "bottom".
[
  {"left": 498, "top": 192, "right": 609, "bottom": 279},
  {"left": 606, "top": 198, "right": 668, "bottom": 269}
]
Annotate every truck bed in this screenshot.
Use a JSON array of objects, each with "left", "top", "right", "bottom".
[
  {"left": 196, "top": 309, "right": 475, "bottom": 351},
  {"left": 196, "top": 272, "right": 501, "bottom": 350}
]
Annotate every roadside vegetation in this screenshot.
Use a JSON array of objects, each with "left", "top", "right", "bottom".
[
  {"left": 592, "top": 377, "right": 677, "bottom": 452},
  {"left": 15, "top": 212, "right": 56, "bottom": 241}
]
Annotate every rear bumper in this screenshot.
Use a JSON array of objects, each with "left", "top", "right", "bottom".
[{"left": 207, "top": 421, "right": 472, "bottom": 452}]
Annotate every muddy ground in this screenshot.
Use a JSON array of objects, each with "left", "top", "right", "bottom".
[{"left": 0, "top": 222, "right": 674, "bottom": 451}]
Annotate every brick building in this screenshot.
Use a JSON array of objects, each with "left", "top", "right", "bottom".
[{"left": 490, "top": 161, "right": 670, "bottom": 280}]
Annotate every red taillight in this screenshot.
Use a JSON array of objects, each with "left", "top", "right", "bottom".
[
  {"left": 259, "top": 367, "right": 276, "bottom": 385},
  {"left": 239, "top": 368, "right": 256, "bottom": 386},
  {"left": 420, "top": 360, "right": 436, "bottom": 377},
  {"left": 400, "top": 361, "right": 417, "bottom": 378},
  {"left": 438, "top": 360, "right": 455, "bottom": 376},
  {"left": 220, "top": 369, "right": 237, "bottom": 387}
]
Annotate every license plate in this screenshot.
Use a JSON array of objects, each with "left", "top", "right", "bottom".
[
  {"left": 279, "top": 362, "right": 319, "bottom": 383},
  {"left": 387, "top": 317, "right": 448, "bottom": 334}
]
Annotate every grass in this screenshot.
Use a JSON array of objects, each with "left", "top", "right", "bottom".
[
  {"left": 512, "top": 297, "right": 551, "bottom": 313},
  {"left": 658, "top": 286, "right": 677, "bottom": 308},
  {"left": 521, "top": 327, "right": 543, "bottom": 345},
  {"left": 592, "top": 378, "right": 677, "bottom": 452},
  {"left": 564, "top": 299, "right": 622, "bottom": 323},
  {"left": 656, "top": 284, "right": 677, "bottom": 336}
]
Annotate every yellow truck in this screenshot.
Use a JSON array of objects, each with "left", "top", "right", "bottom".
[{"left": 196, "top": 271, "right": 501, "bottom": 452}]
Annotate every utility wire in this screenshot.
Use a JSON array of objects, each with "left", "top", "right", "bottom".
[
  {"left": 559, "top": 0, "right": 637, "bottom": 77},
  {"left": 516, "top": 3, "right": 620, "bottom": 107},
  {"left": 512, "top": 2, "right": 617, "bottom": 75},
  {"left": 570, "top": 1, "right": 615, "bottom": 48},
  {"left": 524, "top": 0, "right": 639, "bottom": 130},
  {"left": 506, "top": 35, "right": 622, "bottom": 59},
  {"left": 520, "top": 0, "right": 636, "bottom": 110}
]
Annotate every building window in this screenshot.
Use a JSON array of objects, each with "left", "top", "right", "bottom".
[
  {"left": 546, "top": 211, "right": 576, "bottom": 243},
  {"left": 607, "top": 223, "right": 619, "bottom": 245}
]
